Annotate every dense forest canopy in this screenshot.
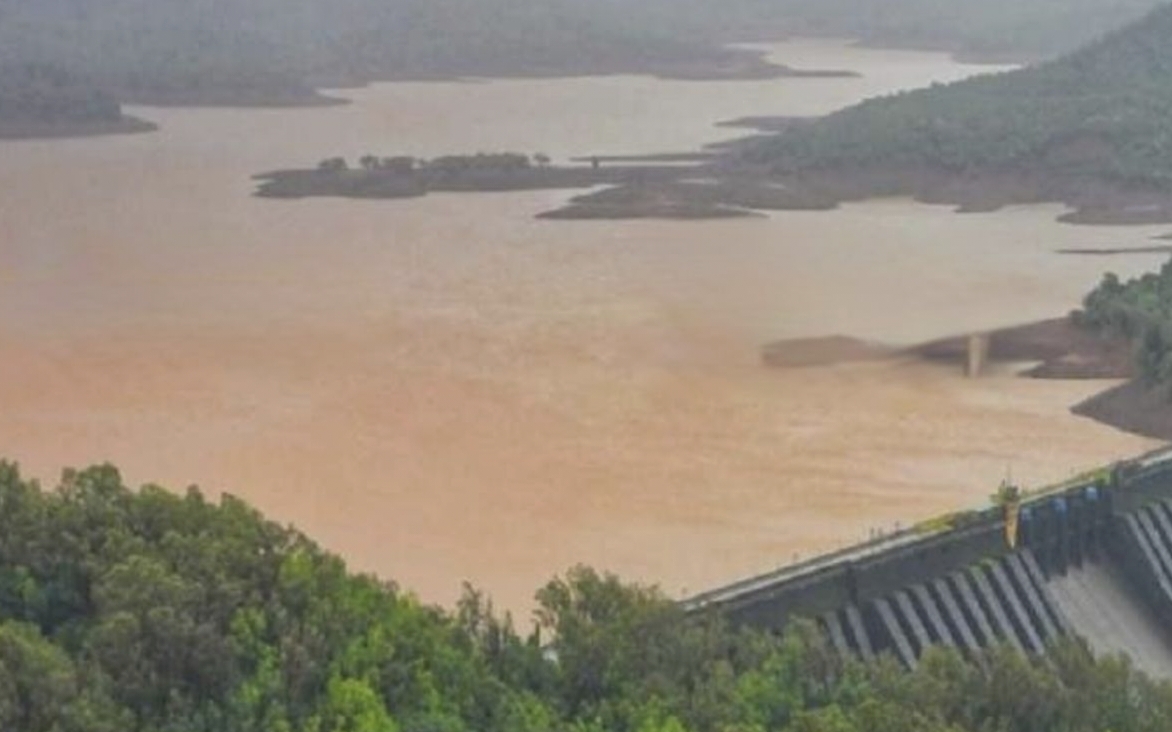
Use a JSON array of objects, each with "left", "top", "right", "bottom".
[
  {"left": 3, "top": 461, "right": 1172, "bottom": 731},
  {"left": 1078, "top": 257, "right": 1172, "bottom": 391},
  {"left": 0, "top": 0, "right": 1162, "bottom": 105},
  {"left": 753, "top": 3, "right": 1172, "bottom": 189}
]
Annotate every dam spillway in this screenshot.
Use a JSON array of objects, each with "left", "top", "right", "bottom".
[{"left": 685, "top": 447, "right": 1172, "bottom": 676}]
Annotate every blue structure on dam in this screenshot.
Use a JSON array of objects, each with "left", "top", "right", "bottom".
[{"left": 684, "top": 447, "right": 1172, "bottom": 678}]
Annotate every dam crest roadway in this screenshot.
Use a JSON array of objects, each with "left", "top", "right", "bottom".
[{"left": 685, "top": 447, "right": 1172, "bottom": 679}]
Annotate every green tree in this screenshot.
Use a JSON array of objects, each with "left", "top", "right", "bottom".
[{"left": 309, "top": 676, "right": 399, "bottom": 732}]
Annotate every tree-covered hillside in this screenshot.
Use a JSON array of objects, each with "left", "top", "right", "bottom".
[
  {"left": 754, "top": 3, "right": 1172, "bottom": 189},
  {"left": 529, "top": 0, "right": 1160, "bottom": 59},
  {"left": 0, "top": 0, "right": 1161, "bottom": 107},
  {"left": 0, "top": 63, "right": 155, "bottom": 137},
  {"left": 0, "top": 65, "right": 121, "bottom": 123},
  {"left": 4, "top": 461, "right": 1172, "bottom": 732},
  {"left": 1078, "top": 257, "right": 1172, "bottom": 391}
]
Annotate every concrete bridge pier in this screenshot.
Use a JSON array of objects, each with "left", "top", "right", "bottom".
[{"left": 966, "top": 333, "right": 990, "bottom": 378}]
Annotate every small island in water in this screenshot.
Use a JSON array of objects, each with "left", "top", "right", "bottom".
[
  {"left": 252, "top": 141, "right": 857, "bottom": 220},
  {"left": 255, "top": 152, "right": 786, "bottom": 219}
]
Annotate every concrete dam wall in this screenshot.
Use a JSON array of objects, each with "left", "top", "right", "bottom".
[{"left": 685, "top": 447, "right": 1172, "bottom": 677}]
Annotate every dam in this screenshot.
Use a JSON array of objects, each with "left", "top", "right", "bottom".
[{"left": 685, "top": 447, "right": 1172, "bottom": 678}]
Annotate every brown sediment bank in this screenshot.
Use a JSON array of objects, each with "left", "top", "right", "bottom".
[
  {"left": 909, "top": 318, "right": 1134, "bottom": 380},
  {"left": 761, "top": 318, "right": 1133, "bottom": 376},
  {"left": 715, "top": 115, "right": 815, "bottom": 132},
  {"left": 120, "top": 88, "right": 348, "bottom": 108},
  {"left": 761, "top": 336, "right": 892, "bottom": 368},
  {"left": 641, "top": 60, "right": 857, "bottom": 82},
  {"left": 539, "top": 180, "right": 783, "bottom": 220},
  {"left": 1056, "top": 245, "right": 1172, "bottom": 256},
  {"left": 539, "top": 168, "right": 1172, "bottom": 225},
  {"left": 0, "top": 115, "right": 158, "bottom": 140},
  {"left": 569, "top": 153, "right": 717, "bottom": 164},
  {"left": 541, "top": 175, "right": 829, "bottom": 218},
  {"left": 1073, "top": 381, "right": 1172, "bottom": 441}
]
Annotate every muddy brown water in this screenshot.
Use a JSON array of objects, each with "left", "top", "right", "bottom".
[{"left": 0, "top": 41, "right": 1164, "bottom": 612}]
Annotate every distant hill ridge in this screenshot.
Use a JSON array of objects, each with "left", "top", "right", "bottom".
[
  {"left": 0, "top": 63, "right": 155, "bottom": 138},
  {"left": 754, "top": 3, "right": 1172, "bottom": 190},
  {"left": 0, "top": 0, "right": 1161, "bottom": 109}
]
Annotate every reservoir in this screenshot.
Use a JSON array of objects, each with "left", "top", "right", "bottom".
[{"left": 0, "top": 40, "right": 1162, "bottom": 611}]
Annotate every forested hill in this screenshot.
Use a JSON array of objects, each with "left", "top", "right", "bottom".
[
  {"left": 733, "top": 0, "right": 1160, "bottom": 61},
  {"left": 0, "top": 0, "right": 1162, "bottom": 108},
  {"left": 0, "top": 64, "right": 154, "bottom": 138},
  {"left": 754, "top": 3, "right": 1172, "bottom": 190},
  {"left": 0, "top": 66, "right": 120, "bottom": 123},
  {"left": 4, "top": 461, "right": 1172, "bottom": 732}
]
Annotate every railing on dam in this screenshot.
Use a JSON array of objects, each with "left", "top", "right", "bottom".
[
  {"left": 683, "top": 526, "right": 933, "bottom": 613},
  {"left": 684, "top": 445, "right": 1172, "bottom": 673}
]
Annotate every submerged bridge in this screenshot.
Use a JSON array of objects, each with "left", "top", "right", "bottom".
[{"left": 685, "top": 447, "right": 1172, "bottom": 678}]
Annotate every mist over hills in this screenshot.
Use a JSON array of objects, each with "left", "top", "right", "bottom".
[
  {"left": 0, "top": 0, "right": 765, "bottom": 105},
  {"left": 0, "top": 0, "right": 1162, "bottom": 111},
  {"left": 756, "top": 0, "right": 1160, "bottom": 60}
]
